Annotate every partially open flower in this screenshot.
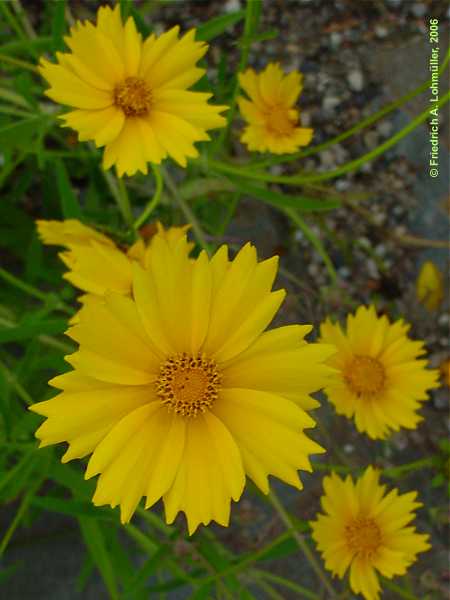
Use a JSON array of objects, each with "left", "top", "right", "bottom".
[
  {"left": 310, "top": 467, "right": 430, "bottom": 600},
  {"left": 39, "top": 5, "right": 227, "bottom": 176},
  {"left": 31, "top": 227, "right": 335, "bottom": 533},
  {"left": 319, "top": 305, "right": 439, "bottom": 439},
  {"left": 238, "top": 63, "right": 313, "bottom": 154}
]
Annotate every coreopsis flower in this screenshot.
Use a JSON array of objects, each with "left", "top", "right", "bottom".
[
  {"left": 416, "top": 261, "right": 444, "bottom": 311},
  {"left": 310, "top": 467, "right": 430, "bottom": 600},
  {"left": 39, "top": 5, "right": 227, "bottom": 176},
  {"left": 31, "top": 229, "right": 335, "bottom": 533},
  {"left": 36, "top": 219, "right": 189, "bottom": 299},
  {"left": 237, "top": 62, "right": 313, "bottom": 154},
  {"left": 319, "top": 305, "right": 439, "bottom": 439}
]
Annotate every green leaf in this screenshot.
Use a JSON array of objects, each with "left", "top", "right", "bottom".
[
  {"left": 55, "top": 159, "right": 82, "bottom": 218},
  {"left": 32, "top": 496, "right": 114, "bottom": 519},
  {"left": 0, "top": 318, "right": 67, "bottom": 343},
  {"left": 0, "top": 116, "right": 47, "bottom": 152},
  {"left": 78, "top": 518, "right": 120, "bottom": 600},
  {"left": 230, "top": 178, "right": 340, "bottom": 212},
  {"left": 51, "top": 0, "right": 67, "bottom": 51},
  {"left": 196, "top": 11, "right": 245, "bottom": 41}
]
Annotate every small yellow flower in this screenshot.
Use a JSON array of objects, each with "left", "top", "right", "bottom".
[
  {"left": 319, "top": 305, "right": 439, "bottom": 439},
  {"left": 39, "top": 5, "right": 227, "bottom": 176},
  {"left": 31, "top": 227, "right": 335, "bottom": 533},
  {"left": 310, "top": 467, "right": 430, "bottom": 600},
  {"left": 416, "top": 261, "right": 444, "bottom": 311},
  {"left": 238, "top": 62, "right": 313, "bottom": 154}
]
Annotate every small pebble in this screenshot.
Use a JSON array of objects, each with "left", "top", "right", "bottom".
[
  {"left": 322, "top": 96, "right": 340, "bottom": 112},
  {"left": 347, "top": 69, "right": 364, "bottom": 92},
  {"left": 224, "top": 0, "right": 241, "bottom": 12}
]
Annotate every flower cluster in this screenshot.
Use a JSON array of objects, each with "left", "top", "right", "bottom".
[{"left": 29, "top": 5, "right": 441, "bottom": 599}]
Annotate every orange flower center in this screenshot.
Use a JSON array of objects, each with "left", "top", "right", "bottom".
[
  {"left": 345, "top": 355, "right": 385, "bottom": 397},
  {"left": 114, "top": 77, "right": 152, "bottom": 117},
  {"left": 156, "top": 354, "right": 221, "bottom": 417},
  {"left": 266, "top": 106, "right": 297, "bottom": 136},
  {"left": 345, "top": 517, "right": 382, "bottom": 557}
]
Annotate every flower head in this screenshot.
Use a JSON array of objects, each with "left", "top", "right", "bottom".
[
  {"left": 31, "top": 228, "right": 334, "bottom": 533},
  {"left": 310, "top": 467, "right": 430, "bottom": 600},
  {"left": 39, "top": 5, "right": 227, "bottom": 176},
  {"left": 416, "top": 260, "right": 444, "bottom": 311},
  {"left": 319, "top": 305, "right": 439, "bottom": 439},
  {"left": 238, "top": 63, "right": 313, "bottom": 154}
]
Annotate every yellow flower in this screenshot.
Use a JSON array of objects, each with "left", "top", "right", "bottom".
[
  {"left": 237, "top": 62, "right": 313, "bottom": 154},
  {"left": 39, "top": 5, "right": 227, "bottom": 176},
  {"left": 37, "top": 218, "right": 189, "bottom": 298},
  {"left": 416, "top": 261, "right": 444, "bottom": 311},
  {"left": 310, "top": 467, "right": 430, "bottom": 600},
  {"left": 31, "top": 229, "right": 335, "bottom": 533},
  {"left": 319, "top": 305, "right": 439, "bottom": 439}
]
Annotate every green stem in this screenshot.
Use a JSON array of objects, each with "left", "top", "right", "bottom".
[
  {"left": 383, "top": 457, "right": 434, "bottom": 479},
  {"left": 161, "top": 166, "right": 210, "bottom": 253},
  {"left": 382, "top": 578, "right": 419, "bottom": 600},
  {"left": 251, "top": 569, "right": 321, "bottom": 600},
  {"left": 133, "top": 164, "right": 163, "bottom": 230},
  {"left": 267, "top": 490, "right": 337, "bottom": 598},
  {"left": 0, "top": 266, "right": 73, "bottom": 315},
  {"left": 207, "top": 89, "right": 450, "bottom": 186},
  {"left": 284, "top": 207, "right": 338, "bottom": 285},
  {"left": 102, "top": 169, "right": 134, "bottom": 228},
  {"left": 213, "top": 0, "right": 261, "bottom": 151},
  {"left": 0, "top": 358, "right": 33, "bottom": 406},
  {"left": 252, "top": 45, "right": 450, "bottom": 169},
  {"left": 0, "top": 53, "right": 38, "bottom": 72}
]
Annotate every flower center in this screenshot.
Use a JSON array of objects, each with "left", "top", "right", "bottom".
[
  {"left": 345, "top": 355, "right": 385, "bottom": 397},
  {"left": 345, "top": 517, "right": 382, "bottom": 557},
  {"left": 114, "top": 77, "right": 152, "bottom": 117},
  {"left": 266, "top": 106, "right": 297, "bottom": 136},
  {"left": 156, "top": 353, "right": 221, "bottom": 418}
]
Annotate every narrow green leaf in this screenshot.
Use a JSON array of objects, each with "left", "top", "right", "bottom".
[
  {"left": 0, "top": 318, "right": 67, "bottom": 343},
  {"left": 32, "top": 496, "right": 114, "bottom": 519},
  {"left": 78, "top": 518, "right": 120, "bottom": 600},
  {"left": 230, "top": 178, "right": 340, "bottom": 212},
  {"left": 0, "top": 116, "right": 46, "bottom": 151},
  {"left": 55, "top": 159, "right": 83, "bottom": 218},
  {"left": 196, "top": 10, "right": 245, "bottom": 41},
  {"left": 51, "top": 0, "right": 67, "bottom": 51}
]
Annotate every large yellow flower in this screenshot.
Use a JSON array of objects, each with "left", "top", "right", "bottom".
[
  {"left": 31, "top": 228, "right": 334, "bottom": 533},
  {"left": 238, "top": 62, "right": 313, "bottom": 154},
  {"left": 39, "top": 5, "right": 227, "bottom": 176},
  {"left": 310, "top": 467, "right": 430, "bottom": 600},
  {"left": 319, "top": 305, "right": 439, "bottom": 439}
]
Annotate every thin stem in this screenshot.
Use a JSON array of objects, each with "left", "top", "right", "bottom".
[
  {"left": 161, "top": 166, "right": 210, "bottom": 253},
  {"left": 133, "top": 164, "right": 163, "bottom": 230},
  {"left": 0, "top": 53, "right": 38, "bottom": 72},
  {"left": 213, "top": 0, "right": 261, "bottom": 151},
  {"left": 206, "top": 89, "right": 450, "bottom": 186},
  {"left": 284, "top": 207, "right": 338, "bottom": 285},
  {"left": 0, "top": 266, "right": 73, "bottom": 315},
  {"left": 252, "top": 45, "right": 450, "bottom": 169},
  {"left": 0, "top": 358, "right": 33, "bottom": 406},
  {"left": 383, "top": 457, "right": 434, "bottom": 479},
  {"left": 102, "top": 168, "right": 134, "bottom": 228},
  {"left": 267, "top": 490, "right": 337, "bottom": 598},
  {"left": 251, "top": 569, "right": 321, "bottom": 600},
  {"left": 382, "top": 578, "right": 419, "bottom": 600}
]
